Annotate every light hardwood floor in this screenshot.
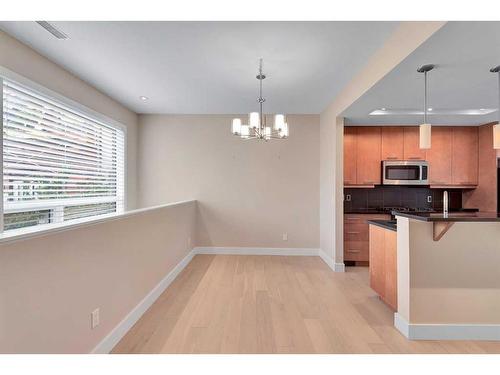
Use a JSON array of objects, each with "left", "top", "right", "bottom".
[{"left": 112, "top": 255, "right": 500, "bottom": 354}]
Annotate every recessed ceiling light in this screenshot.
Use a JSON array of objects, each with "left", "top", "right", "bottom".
[
  {"left": 139, "top": 96, "right": 148, "bottom": 101},
  {"left": 428, "top": 107, "right": 433, "bottom": 111},
  {"left": 381, "top": 108, "right": 386, "bottom": 111}
]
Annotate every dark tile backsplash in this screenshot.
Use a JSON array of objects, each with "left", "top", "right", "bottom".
[{"left": 344, "top": 186, "right": 462, "bottom": 211}]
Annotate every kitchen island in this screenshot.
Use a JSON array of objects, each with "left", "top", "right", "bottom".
[{"left": 393, "top": 211, "right": 500, "bottom": 341}]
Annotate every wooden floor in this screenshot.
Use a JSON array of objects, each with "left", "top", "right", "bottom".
[{"left": 112, "top": 255, "right": 500, "bottom": 354}]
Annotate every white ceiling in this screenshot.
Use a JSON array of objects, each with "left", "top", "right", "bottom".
[
  {"left": 0, "top": 21, "right": 397, "bottom": 114},
  {"left": 343, "top": 22, "right": 500, "bottom": 126}
]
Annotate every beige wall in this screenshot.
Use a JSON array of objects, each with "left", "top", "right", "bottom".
[
  {"left": 137, "top": 114, "right": 320, "bottom": 249},
  {"left": 0, "top": 201, "right": 197, "bottom": 353},
  {"left": 0, "top": 30, "right": 139, "bottom": 209},
  {"left": 397, "top": 217, "right": 500, "bottom": 324},
  {"left": 319, "top": 22, "right": 446, "bottom": 265}
]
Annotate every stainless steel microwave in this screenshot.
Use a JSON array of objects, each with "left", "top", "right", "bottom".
[{"left": 382, "top": 160, "right": 429, "bottom": 185}]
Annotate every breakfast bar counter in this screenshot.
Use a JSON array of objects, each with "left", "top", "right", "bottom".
[{"left": 392, "top": 211, "right": 500, "bottom": 222}]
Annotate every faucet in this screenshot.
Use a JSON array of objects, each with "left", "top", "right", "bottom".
[{"left": 443, "top": 190, "right": 449, "bottom": 217}]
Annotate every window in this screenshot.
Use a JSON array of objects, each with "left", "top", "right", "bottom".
[{"left": 1, "top": 78, "right": 125, "bottom": 233}]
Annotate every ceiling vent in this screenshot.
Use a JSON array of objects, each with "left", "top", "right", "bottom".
[{"left": 35, "top": 21, "right": 69, "bottom": 40}]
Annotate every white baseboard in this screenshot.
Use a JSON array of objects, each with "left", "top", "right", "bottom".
[
  {"left": 394, "top": 313, "right": 500, "bottom": 341},
  {"left": 91, "top": 249, "right": 196, "bottom": 353},
  {"left": 318, "top": 249, "right": 345, "bottom": 272},
  {"left": 193, "top": 246, "right": 319, "bottom": 256}
]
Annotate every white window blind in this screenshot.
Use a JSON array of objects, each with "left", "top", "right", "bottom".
[{"left": 1, "top": 79, "right": 125, "bottom": 232}]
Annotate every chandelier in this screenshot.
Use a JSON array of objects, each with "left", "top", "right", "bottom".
[{"left": 231, "top": 59, "right": 289, "bottom": 140}]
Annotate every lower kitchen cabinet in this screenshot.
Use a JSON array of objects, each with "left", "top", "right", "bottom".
[
  {"left": 344, "top": 214, "right": 390, "bottom": 262},
  {"left": 369, "top": 224, "right": 397, "bottom": 310}
]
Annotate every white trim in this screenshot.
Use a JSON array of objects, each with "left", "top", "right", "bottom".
[
  {"left": 91, "top": 249, "right": 196, "bottom": 354},
  {"left": 0, "top": 200, "right": 196, "bottom": 245},
  {"left": 193, "top": 246, "right": 319, "bottom": 256},
  {"left": 394, "top": 313, "right": 500, "bottom": 341},
  {"left": 318, "top": 249, "right": 345, "bottom": 272},
  {"left": 0, "top": 65, "right": 127, "bottom": 133}
]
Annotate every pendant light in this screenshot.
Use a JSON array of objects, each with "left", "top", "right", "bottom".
[
  {"left": 417, "top": 64, "right": 435, "bottom": 149},
  {"left": 490, "top": 65, "right": 500, "bottom": 149}
]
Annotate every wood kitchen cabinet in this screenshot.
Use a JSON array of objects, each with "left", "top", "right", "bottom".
[
  {"left": 426, "top": 126, "right": 453, "bottom": 185},
  {"left": 344, "top": 127, "right": 357, "bottom": 185},
  {"left": 369, "top": 224, "right": 397, "bottom": 310},
  {"left": 403, "top": 127, "right": 426, "bottom": 160},
  {"left": 381, "top": 127, "right": 404, "bottom": 160},
  {"left": 343, "top": 125, "right": 480, "bottom": 188},
  {"left": 344, "top": 214, "right": 390, "bottom": 263},
  {"left": 452, "top": 127, "right": 478, "bottom": 186},
  {"left": 355, "top": 127, "right": 381, "bottom": 185}
]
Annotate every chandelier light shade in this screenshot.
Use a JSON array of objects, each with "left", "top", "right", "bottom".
[
  {"left": 240, "top": 125, "right": 250, "bottom": 139},
  {"left": 249, "top": 112, "right": 260, "bottom": 129},
  {"left": 491, "top": 65, "right": 500, "bottom": 149},
  {"left": 231, "top": 59, "right": 289, "bottom": 141},
  {"left": 232, "top": 118, "right": 242, "bottom": 135},
  {"left": 417, "top": 64, "right": 435, "bottom": 149},
  {"left": 274, "top": 114, "right": 285, "bottom": 130}
]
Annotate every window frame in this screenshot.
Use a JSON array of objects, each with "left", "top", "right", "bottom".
[{"left": 0, "top": 66, "right": 128, "bottom": 235}]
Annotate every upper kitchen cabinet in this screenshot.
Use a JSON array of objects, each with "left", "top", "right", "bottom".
[
  {"left": 381, "top": 127, "right": 404, "bottom": 160},
  {"left": 344, "top": 127, "right": 357, "bottom": 186},
  {"left": 426, "top": 126, "right": 453, "bottom": 185},
  {"left": 452, "top": 127, "right": 478, "bottom": 186},
  {"left": 356, "top": 127, "right": 382, "bottom": 185},
  {"left": 403, "top": 127, "right": 426, "bottom": 160}
]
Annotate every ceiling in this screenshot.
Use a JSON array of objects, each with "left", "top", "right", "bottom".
[
  {"left": 0, "top": 21, "right": 397, "bottom": 114},
  {"left": 343, "top": 22, "right": 500, "bottom": 126}
]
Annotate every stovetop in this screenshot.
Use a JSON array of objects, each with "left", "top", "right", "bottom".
[{"left": 380, "top": 206, "right": 436, "bottom": 213}]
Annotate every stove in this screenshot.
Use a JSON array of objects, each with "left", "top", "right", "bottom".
[{"left": 380, "top": 206, "right": 436, "bottom": 214}]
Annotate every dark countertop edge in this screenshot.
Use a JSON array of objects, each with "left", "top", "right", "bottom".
[
  {"left": 392, "top": 211, "right": 500, "bottom": 222},
  {"left": 344, "top": 208, "right": 479, "bottom": 215},
  {"left": 367, "top": 220, "right": 397, "bottom": 231}
]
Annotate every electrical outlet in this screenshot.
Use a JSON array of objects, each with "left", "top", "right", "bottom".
[
  {"left": 282, "top": 233, "right": 288, "bottom": 241},
  {"left": 345, "top": 194, "right": 351, "bottom": 202},
  {"left": 427, "top": 195, "right": 432, "bottom": 203},
  {"left": 91, "top": 308, "right": 100, "bottom": 329}
]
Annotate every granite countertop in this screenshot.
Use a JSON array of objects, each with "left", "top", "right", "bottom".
[
  {"left": 392, "top": 211, "right": 500, "bottom": 222},
  {"left": 367, "top": 220, "right": 397, "bottom": 231}
]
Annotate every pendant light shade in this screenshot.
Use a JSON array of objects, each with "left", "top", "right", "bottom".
[
  {"left": 419, "top": 123, "right": 432, "bottom": 149},
  {"left": 491, "top": 65, "right": 500, "bottom": 149},
  {"left": 417, "top": 64, "right": 434, "bottom": 149},
  {"left": 494, "top": 124, "right": 500, "bottom": 149}
]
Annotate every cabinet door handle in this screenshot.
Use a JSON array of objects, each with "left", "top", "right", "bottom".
[
  {"left": 386, "top": 156, "right": 398, "bottom": 160},
  {"left": 346, "top": 250, "right": 361, "bottom": 253},
  {"left": 346, "top": 217, "right": 360, "bottom": 221},
  {"left": 363, "top": 180, "right": 375, "bottom": 184},
  {"left": 346, "top": 231, "right": 360, "bottom": 234}
]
